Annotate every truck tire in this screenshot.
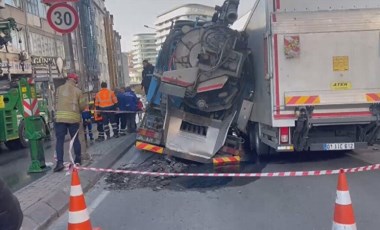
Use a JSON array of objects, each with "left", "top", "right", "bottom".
[
  {"left": 249, "top": 123, "right": 270, "bottom": 157},
  {"left": 18, "top": 121, "right": 29, "bottom": 148}
]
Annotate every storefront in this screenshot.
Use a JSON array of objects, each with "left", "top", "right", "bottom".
[{"left": 0, "top": 52, "right": 32, "bottom": 77}]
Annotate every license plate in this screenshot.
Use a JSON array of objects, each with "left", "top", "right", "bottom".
[{"left": 323, "top": 143, "right": 355, "bottom": 151}]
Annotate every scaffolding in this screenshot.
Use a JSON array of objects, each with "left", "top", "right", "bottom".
[{"left": 77, "top": 0, "right": 99, "bottom": 92}]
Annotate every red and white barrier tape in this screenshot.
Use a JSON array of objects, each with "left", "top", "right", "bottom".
[
  {"left": 95, "top": 110, "right": 144, "bottom": 114},
  {"left": 73, "top": 164, "right": 380, "bottom": 178}
]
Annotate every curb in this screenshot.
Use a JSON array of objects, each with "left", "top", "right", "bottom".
[{"left": 21, "top": 135, "right": 136, "bottom": 230}]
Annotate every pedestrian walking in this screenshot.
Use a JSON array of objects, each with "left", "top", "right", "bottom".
[
  {"left": 116, "top": 87, "right": 128, "bottom": 135},
  {"left": 0, "top": 178, "right": 23, "bottom": 230},
  {"left": 81, "top": 106, "right": 94, "bottom": 142},
  {"left": 125, "top": 87, "right": 138, "bottom": 132},
  {"left": 141, "top": 59, "right": 155, "bottom": 95},
  {"left": 95, "top": 82, "right": 119, "bottom": 140},
  {"left": 54, "top": 73, "right": 87, "bottom": 172}
]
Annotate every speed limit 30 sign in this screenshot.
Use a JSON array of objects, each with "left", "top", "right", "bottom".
[{"left": 47, "top": 3, "right": 79, "bottom": 34}]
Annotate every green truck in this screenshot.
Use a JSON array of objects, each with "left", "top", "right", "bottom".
[{"left": 0, "top": 80, "right": 50, "bottom": 150}]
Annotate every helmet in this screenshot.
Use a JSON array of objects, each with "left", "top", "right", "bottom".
[{"left": 67, "top": 73, "right": 79, "bottom": 81}]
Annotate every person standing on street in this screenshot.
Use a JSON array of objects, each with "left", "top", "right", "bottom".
[
  {"left": 54, "top": 73, "right": 87, "bottom": 172},
  {"left": 95, "top": 82, "right": 119, "bottom": 140},
  {"left": 141, "top": 59, "right": 155, "bottom": 95},
  {"left": 94, "top": 107, "right": 104, "bottom": 141},
  {"left": 0, "top": 178, "right": 23, "bottom": 230},
  {"left": 81, "top": 105, "right": 94, "bottom": 142},
  {"left": 125, "top": 87, "right": 138, "bottom": 133},
  {"left": 116, "top": 87, "right": 128, "bottom": 136}
]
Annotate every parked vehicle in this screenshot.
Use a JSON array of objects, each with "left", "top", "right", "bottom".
[{"left": 0, "top": 78, "right": 50, "bottom": 150}]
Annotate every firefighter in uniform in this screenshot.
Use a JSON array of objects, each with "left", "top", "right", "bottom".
[
  {"left": 54, "top": 73, "right": 87, "bottom": 172},
  {"left": 95, "top": 82, "right": 119, "bottom": 140}
]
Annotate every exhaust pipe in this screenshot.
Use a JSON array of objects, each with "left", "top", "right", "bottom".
[
  {"left": 226, "top": 1, "right": 239, "bottom": 24},
  {"left": 214, "top": 0, "right": 240, "bottom": 25}
]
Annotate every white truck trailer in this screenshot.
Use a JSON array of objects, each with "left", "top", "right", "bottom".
[
  {"left": 246, "top": 0, "right": 380, "bottom": 156},
  {"left": 136, "top": 0, "right": 380, "bottom": 162}
]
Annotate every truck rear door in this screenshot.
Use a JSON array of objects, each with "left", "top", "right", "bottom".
[{"left": 272, "top": 1, "right": 380, "bottom": 122}]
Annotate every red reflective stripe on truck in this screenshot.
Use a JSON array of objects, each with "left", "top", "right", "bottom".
[
  {"left": 274, "top": 111, "right": 372, "bottom": 120},
  {"left": 136, "top": 142, "right": 148, "bottom": 149},
  {"left": 366, "top": 93, "right": 380, "bottom": 102},
  {"left": 286, "top": 96, "right": 300, "bottom": 105},
  {"left": 305, "top": 96, "right": 319, "bottom": 104},
  {"left": 197, "top": 83, "right": 224, "bottom": 93},
  {"left": 136, "top": 141, "right": 164, "bottom": 154},
  {"left": 311, "top": 112, "right": 372, "bottom": 118},
  {"left": 285, "top": 96, "right": 320, "bottom": 105},
  {"left": 276, "top": 0, "right": 281, "bottom": 10},
  {"left": 162, "top": 77, "right": 193, "bottom": 87},
  {"left": 150, "top": 146, "right": 162, "bottom": 153}
]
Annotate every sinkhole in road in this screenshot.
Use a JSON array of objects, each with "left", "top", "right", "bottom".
[
  {"left": 104, "top": 150, "right": 351, "bottom": 192},
  {"left": 104, "top": 155, "right": 267, "bottom": 192}
]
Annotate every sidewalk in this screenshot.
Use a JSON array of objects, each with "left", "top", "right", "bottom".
[{"left": 17, "top": 134, "right": 136, "bottom": 230}]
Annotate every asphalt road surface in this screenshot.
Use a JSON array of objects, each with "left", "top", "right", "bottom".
[
  {"left": 0, "top": 141, "right": 56, "bottom": 192},
  {"left": 49, "top": 147, "right": 380, "bottom": 230}
]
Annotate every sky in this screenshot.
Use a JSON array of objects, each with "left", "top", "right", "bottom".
[{"left": 105, "top": 0, "right": 255, "bottom": 52}]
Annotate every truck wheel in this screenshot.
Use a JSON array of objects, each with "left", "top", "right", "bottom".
[
  {"left": 248, "top": 124, "right": 255, "bottom": 152},
  {"left": 252, "top": 124, "right": 270, "bottom": 157},
  {"left": 18, "top": 121, "right": 29, "bottom": 148}
]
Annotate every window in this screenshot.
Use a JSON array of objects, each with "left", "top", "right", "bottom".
[
  {"left": 29, "top": 32, "right": 56, "bottom": 56},
  {"left": 56, "top": 41, "right": 65, "bottom": 58},
  {"left": 5, "top": 0, "right": 21, "bottom": 8},
  {"left": 38, "top": 3, "right": 48, "bottom": 19},
  {"left": 26, "top": 0, "right": 39, "bottom": 16},
  {"left": 2, "top": 29, "right": 26, "bottom": 53},
  {"left": 72, "top": 44, "right": 78, "bottom": 60}
]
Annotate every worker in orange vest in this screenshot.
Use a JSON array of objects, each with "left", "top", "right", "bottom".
[{"left": 95, "top": 82, "right": 119, "bottom": 140}]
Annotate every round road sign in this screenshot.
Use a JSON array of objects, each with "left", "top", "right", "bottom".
[{"left": 47, "top": 3, "right": 79, "bottom": 34}]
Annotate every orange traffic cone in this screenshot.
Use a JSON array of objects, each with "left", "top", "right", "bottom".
[
  {"left": 332, "top": 169, "right": 357, "bottom": 230},
  {"left": 68, "top": 168, "right": 100, "bottom": 230}
]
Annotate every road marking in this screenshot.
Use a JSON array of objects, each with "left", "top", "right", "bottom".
[
  {"left": 88, "top": 190, "right": 110, "bottom": 214},
  {"left": 346, "top": 152, "right": 378, "bottom": 165}
]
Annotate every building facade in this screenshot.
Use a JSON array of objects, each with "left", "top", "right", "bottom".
[
  {"left": 155, "top": 4, "right": 215, "bottom": 51},
  {"left": 0, "top": 0, "right": 122, "bottom": 93},
  {"left": 113, "top": 31, "right": 124, "bottom": 87},
  {"left": 127, "top": 52, "right": 140, "bottom": 85},
  {"left": 104, "top": 11, "right": 117, "bottom": 89},
  {"left": 0, "top": 0, "right": 66, "bottom": 78},
  {"left": 121, "top": 52, "right": 130, "bottom": 86},
  {"left": 104, "top": 12, "right": 124, "bottom": 89},
  {"left": 92, "top": 0, "right": 109, "bottom": 86},
  {"left": 131, "top": 33, "right": 156, "bottom": 84},
  {"left": 77, "top": 0, "right": 100, "bottom": 92}
]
